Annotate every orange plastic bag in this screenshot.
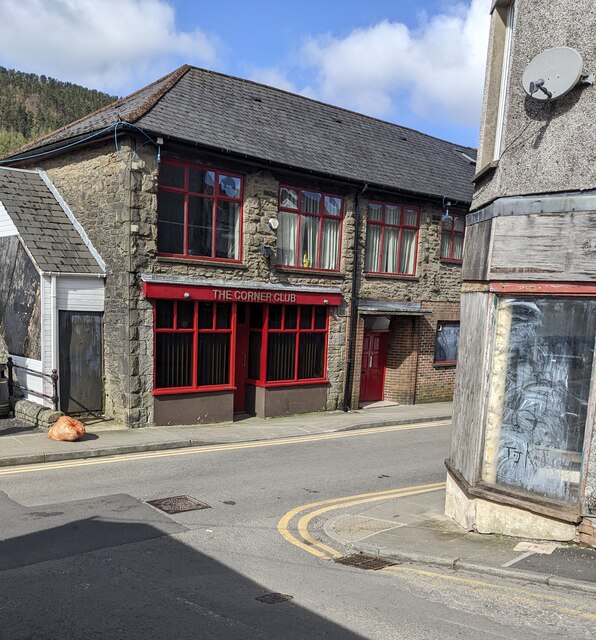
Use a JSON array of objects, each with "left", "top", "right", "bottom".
[{"left": 47, "top": 416, "right": 86, "bottom": 442}]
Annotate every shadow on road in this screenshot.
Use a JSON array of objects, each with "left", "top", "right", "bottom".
[{"left": 0, "top": 492, "right": 365, "bottom": 639}]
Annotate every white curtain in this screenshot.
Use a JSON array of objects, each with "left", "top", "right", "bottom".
[
  {"left": 278, "top": 211, "right": 298, "bottom": 266},
  {"left": 452, "top": 235, "right": 464, "bottom": 260},
  {"left": 382, "top": 228, "right": 399, "bottom": 273},
  {"left": 399, "top": 229, "right": 417, "bottom": 274},
  {"left": 440, "top": 231, "right": 451, "bottom": 259},
  {"left": 365, "top": 225, "right": 381, "bottom": 272},
  {"left": 320, "top": 219, "right": 340, "bottom": 269},
  {"left": 230, "top": 203, "right": 239, "bottom": 259},
  {"left": 300, "top": 215, "right": 319, "bottom": 267}
]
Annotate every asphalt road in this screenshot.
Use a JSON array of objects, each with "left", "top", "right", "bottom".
[{"left": 0, "top": 422, "right": 594, "bottom": 639}]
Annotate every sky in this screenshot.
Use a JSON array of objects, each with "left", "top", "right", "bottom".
[{"left": 0, "top": 0, "right": 492, "bottom": 147}]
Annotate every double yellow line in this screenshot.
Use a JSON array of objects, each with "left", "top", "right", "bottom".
[
  {"left": 277, "top": 483, "right": 596, "bottom": 622},
  {"left": 278, "top": 481, "right": 445, "bottom": 559},
  {"left": 0, "top": 420, "right": 449, "bottom": 476}
]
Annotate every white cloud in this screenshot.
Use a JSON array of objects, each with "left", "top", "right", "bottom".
[
  {"left": 248, "top": 67, "right": 298, "bottom": 94},
  {"left": 302, "top": 0, "right": 491, "bottom": 127},
  {"left": 0, "top": 0, "right": 219, "bottom": 95}
]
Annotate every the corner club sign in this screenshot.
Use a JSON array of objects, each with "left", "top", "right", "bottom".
[{"left": 143, "top": 282, "right": 342, "bottom": 306}]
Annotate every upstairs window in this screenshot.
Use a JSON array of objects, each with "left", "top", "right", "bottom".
[
  {"left": 277, "top": 186, "right": 343, "bottom": 271},
  {"left": 157, "top": 159, "right": 242, "bottom": 261},
  {"left": 440, "top": 214, "right": 465, "bottom": 261},
  {"left": 364, "top": 203, "right": 419, "bottom": 275}
]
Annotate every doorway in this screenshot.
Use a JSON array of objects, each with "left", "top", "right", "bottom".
[
  {"left": 59, "top": 311, "right": 103, "bottom": 414},
  {"left": 359, "top": 330, "right": 388, "bottom": 402},
  {"left": 234, "top": 304, "right": 249, "bottom": 413}
]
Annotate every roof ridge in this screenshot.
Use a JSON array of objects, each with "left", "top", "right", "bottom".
[
  {"left": 184, "top": 65, "right": 475, "bottom": 151},
  {"left": 125, "top": 64, "right": 191, "bottom": 122},
  {"left": 0, "top": 165, "right": 39, "bottom": 174},
  {"left": 6, "top": 65, "right": 191, "bottom": 157}
]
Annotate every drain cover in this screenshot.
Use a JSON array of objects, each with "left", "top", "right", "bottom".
[
  {"left": 147, "top": 495, "right": 211, "bottom": 514},
  {"left": 255, "top": 593, "right": 294, "bottom": 605},
  {"left": 334, "top": 554, "right": 395, "bottom": 571}
]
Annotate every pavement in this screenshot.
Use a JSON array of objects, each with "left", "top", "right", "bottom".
[
  {"left": 323, "top": 485, "right": 596, "bottom": 595},
  {"left": 0, "top": 401, "right": 452, "bottom": 467},
  {"left": 2, "top": 399, "right": 595, "bottom": 596}
]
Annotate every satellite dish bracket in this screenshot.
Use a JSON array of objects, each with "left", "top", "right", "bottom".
[{"left": 529, "top": 79, "right": 552, "bottom": 99}]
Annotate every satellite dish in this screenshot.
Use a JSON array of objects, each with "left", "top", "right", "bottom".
[{"left": 522, "top": 46, "right": 584, "bottom": 100}]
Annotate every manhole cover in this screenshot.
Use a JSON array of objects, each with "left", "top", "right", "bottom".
[
  {"left": 255, "top": 593, "right": 294, "bottom": 605},
  {"left": 147, "top": 495, "right": 211, "bottom": 514},
  {"left": 334, "top": 554, "right": 395, "bottom": 571}
]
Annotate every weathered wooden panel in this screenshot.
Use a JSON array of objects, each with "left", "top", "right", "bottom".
[
  {"left": 57, "top": 277, "right": 104, "bottom": 312},
  {"left": 0, "top": 200, "right": 18, "bottom": 237},
  {"left": 462, "top": 219, "right": 492, "bottom": 281},
  {"left": 449, "top": 292, "right": 496, "bottom": 484},
  {"left": 0, "top": 236, "right": 41, "bottom": 360},
  {"left": 490, "top": 212, "right": 596, "bottom": 281},
  {"left": 59, "top": 311, "right": 103, "bottom": 413}
]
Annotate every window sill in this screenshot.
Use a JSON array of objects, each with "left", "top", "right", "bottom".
[
  {"left": 363, "top": 273, "right": 419, "bottom": 282},
  {"left": 472, "top": 160, "right": 498, "bottom": 183},
  {"left": 440, "top": 259, "right": 463, "bottom": 266},
  {"left": 247, "top": 379, "right": 329, "bottom": 388},
  {"left": 275, "top": 265, "right": 344, "bottom": 278},
  {"left": 433, "top": 361, "right": 457, "bottom": 369},
  {"left": 157, "top": 256, "right": 248, "bottom": 270},
  {"left": 153, "top": 385, "right": 235, "bottom": 396}
]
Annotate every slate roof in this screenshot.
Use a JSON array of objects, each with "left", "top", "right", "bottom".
[
  {"left": 6, "top": 66, "right": 476, "bottom": 203},
  {"left": 0, "top": 167, "right": 103, "bottom": 274}
]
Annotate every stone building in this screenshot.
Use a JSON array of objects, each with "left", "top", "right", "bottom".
[
  {"left": 1, "top": 65, "right": 474, "bottom": 427},
  {"left": 445, "top": 0, "right": 596, "bottom": 545}
]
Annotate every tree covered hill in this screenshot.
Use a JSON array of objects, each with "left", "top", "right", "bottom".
[{"left": 0, "top": 67, "right": 117, "bottom": 156}]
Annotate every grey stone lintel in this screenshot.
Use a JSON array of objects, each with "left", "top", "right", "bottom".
[
  {"left": 358, "top": 299, "right": 431, "bottom": 315},
  {"left": 468, "top": 190, "right": 596, "bottom": 226}
]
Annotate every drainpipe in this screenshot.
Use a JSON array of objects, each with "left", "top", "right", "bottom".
[{"left": 343, "top": 182, "right": 368, "bottom": 412}]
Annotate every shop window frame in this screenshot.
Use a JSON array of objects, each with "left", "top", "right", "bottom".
[
  {"left": 364, "top": 201, "right": 420, "bottom": 276},
  {"left": 157, "top": 157, "right": 244, "bottom": 263},
  {"left": 248, "top": 304, "right": 330, "bottom": 386},
  {"left": 153, "top": 299, "right": 235, "bottom": 395},
  {"left": 277, "top": 185, "right": 344, "bottom": 272}
]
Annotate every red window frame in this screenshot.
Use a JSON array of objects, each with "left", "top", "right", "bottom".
[
  {"left": 153, "top": 300, "right": 235, "bottom": 394},
  {"left": 248, "top": 304, "right": 329, "bottom": 386},
  {"left": 364, "top": 202, "right": 420, "bottom": 276},
  {"left": 157, "top": 158, "right": 243, "bottom": 262},
  {"left": 440, "top": 213, "right": 465, "bottom": 262},
  {"left": 277, "top": 186, "right": 343, "bottom": 271}
]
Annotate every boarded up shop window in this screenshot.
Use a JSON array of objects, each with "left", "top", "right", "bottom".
[
  {"left": 434, "top": 322, "right": 460, "bottom": 364},
  {"left": 483, "top": 298, "right": 596, "bottom": 505}
]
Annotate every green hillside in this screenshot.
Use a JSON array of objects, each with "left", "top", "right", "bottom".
[{"left": 0, "top": 67, "right": 117, "bottom": 156}]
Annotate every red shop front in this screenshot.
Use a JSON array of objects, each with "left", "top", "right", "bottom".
[{"left": 143, "top": 280, "right": 342, "bottom": 425}]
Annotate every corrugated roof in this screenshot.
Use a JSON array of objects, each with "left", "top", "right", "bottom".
[
  {"left": 5, "top": 65, "right": 475, "bottom": 203},
  {"left": 0, "top": 167, "right": 103, "bottom": 274}
]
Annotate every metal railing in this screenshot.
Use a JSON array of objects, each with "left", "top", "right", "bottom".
[{"left": 5, "top": 357, "right": 59, "bottom": 411}]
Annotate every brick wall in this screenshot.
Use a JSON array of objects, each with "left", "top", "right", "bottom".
[
  {"left": 384, "top": 316, "right": 419, "bottom": 404},
  {"left": 416, "top": 301, "right": 460, "bottom": 403}
]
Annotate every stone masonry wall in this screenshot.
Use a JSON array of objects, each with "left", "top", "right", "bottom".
[
  {"left": 35, "top": 143, "right": 135, "bottom": 425},
  {"left": 29, "top": 137, "right": 463, "bottom": 426}
]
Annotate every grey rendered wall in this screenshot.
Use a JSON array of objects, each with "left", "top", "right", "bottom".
[{"left": 473, "top": 0, "right": 596, "bottom": 211}]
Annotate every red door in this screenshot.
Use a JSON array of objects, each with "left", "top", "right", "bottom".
[
  {"left": 359, "top": 331, "right": 387, "bottom": 402},
  {"left": 234, "top": 314, "right": 249, "bottom": 413}
]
